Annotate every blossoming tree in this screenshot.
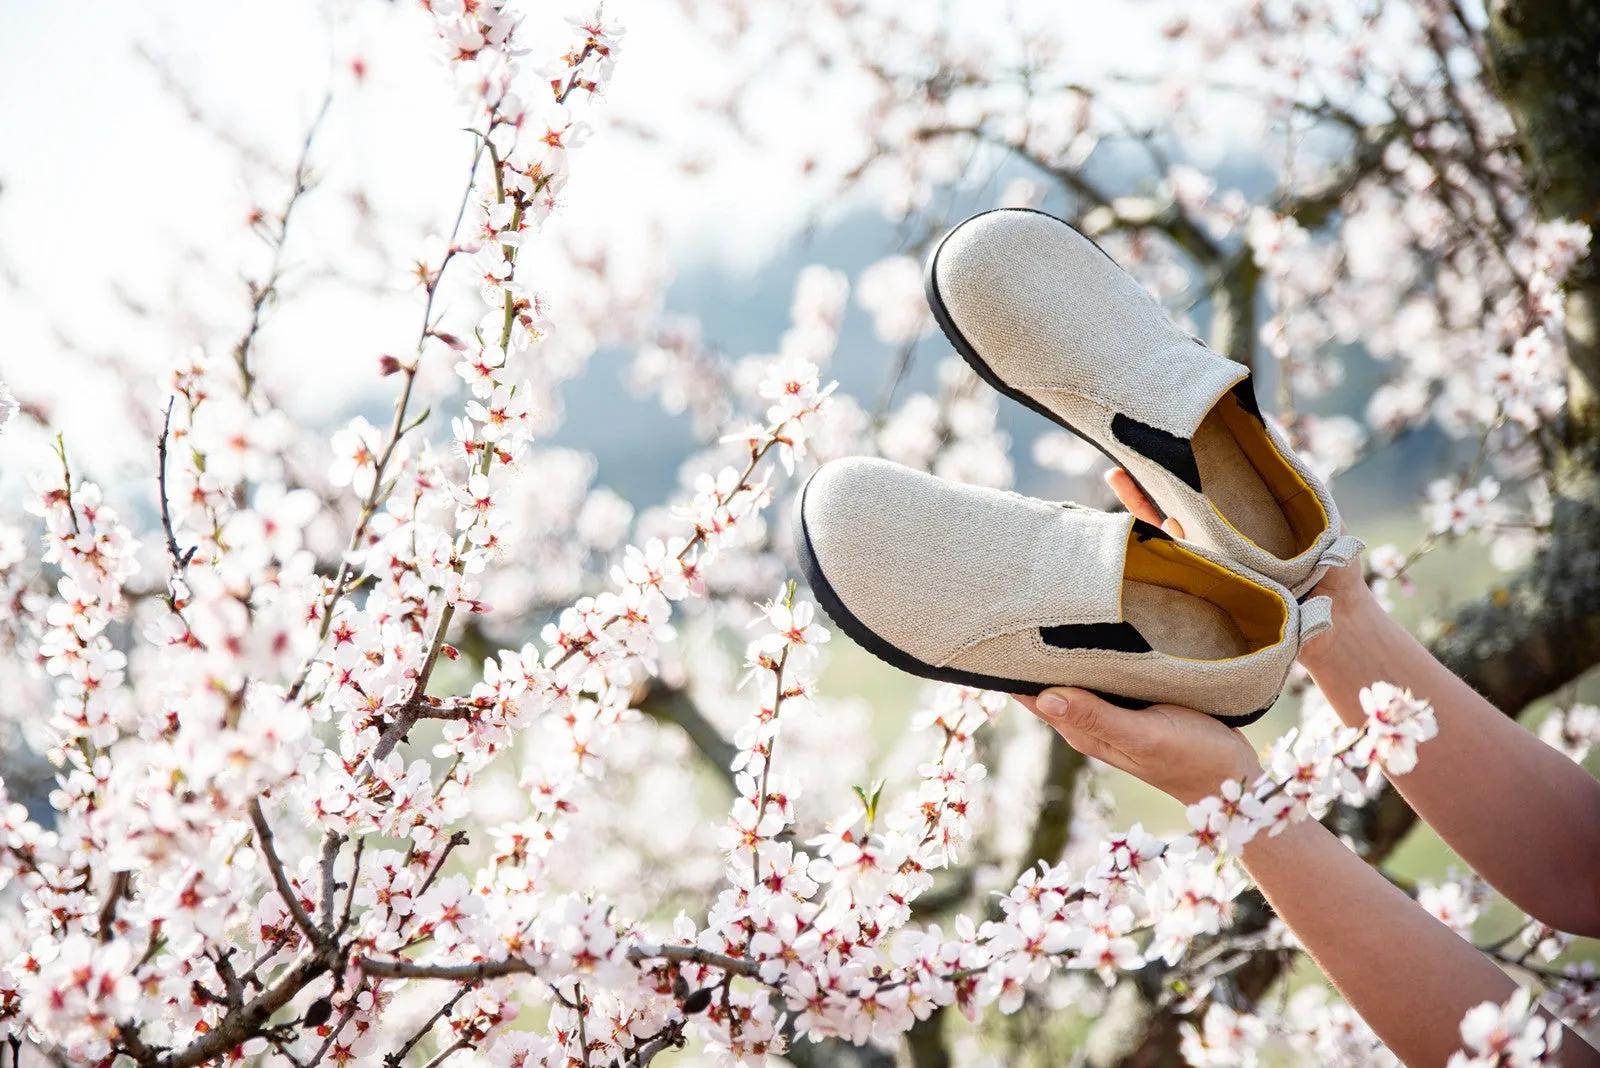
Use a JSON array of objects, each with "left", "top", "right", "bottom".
[{"left": 0, "top": 0, "right": 1596, "bottom": 1066}]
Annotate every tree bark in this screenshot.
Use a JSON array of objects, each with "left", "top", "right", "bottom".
[{"left": 1486, "top": 0, "right": 1600, "bottom": 428}]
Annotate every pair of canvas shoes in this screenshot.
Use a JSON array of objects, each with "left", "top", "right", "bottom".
[{"left": 795, "top": 210, "right": 1363, "bottom": 724}]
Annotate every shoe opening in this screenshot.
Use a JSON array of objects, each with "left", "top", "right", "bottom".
[
  {"left": 1120, "top": 529, "right": 1287, "bottom": 662},
  {"left": 1193, "top": 383, "right": 1327, "bottom": 560}
]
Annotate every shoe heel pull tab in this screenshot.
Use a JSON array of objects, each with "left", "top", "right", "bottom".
[
  {"left": 1299, "top": 595, "right": 1334, "bottom": 645},
  {"left": 1318, "top": 533, "right": 1365, "bottom": 570}
]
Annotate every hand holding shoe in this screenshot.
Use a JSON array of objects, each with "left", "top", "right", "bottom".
[{"left": 1018, "top": 687, "right": 1262, "bottom": 805}]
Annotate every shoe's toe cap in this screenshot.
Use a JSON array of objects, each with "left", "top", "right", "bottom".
[
  {"left": 796, "top": 457, "right": 946, "bottom": 663},
  {"left": 928, "top": 208, "right": 1195, "bottom": 394},
  {"left": 796, "top": 456, "right": 914, "bottom": 598}
]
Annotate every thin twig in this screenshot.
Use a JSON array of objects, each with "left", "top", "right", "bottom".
[
  {"left": 96, "top": 870, "right": 132, "bottom": 943},
  {"left": 417, "top": 831, "right": 469, "bottom": 897},
  {"left": 234, "top": 91, "right": 334, "bottom": 398},
  {"left": 305, "top": 999, "right": 361, "bottom": 1068},
  {"left": 418, "top": 1039, "right": 470, "bottom": 1068},
  {"left": 156, "top": 399, "right": 197, "bottom": 571},
  {"left": 383, "top": 985, "right": 476, "bottom": 1067},
  {"left": 283, "top": 125, "right": 491, "bottom": 706},
  {"left": 626, "top": 1026, "right": 685, "bottom": 1067},
  {"left": 359, "top": 941, "right": 763, "bottom": 983},
  {"left": 339, "top": 836, "right": 366, "bottom": 936}
]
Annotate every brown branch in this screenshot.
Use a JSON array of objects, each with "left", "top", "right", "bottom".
[
  {"left": 339, "top": 836, "right": 365, "bottom": 936},
  {"left": 316, "top": 831, "right": 346, "bottom": 934},
  {"left": 96, "top": 869, "right": 132, "bottom": 943},
  {"left": 418, "top": 1039, "right": 470, "bottom": 1068},
  {"left": 625, "top": 1025, "right": 685, "bottom": 1066},
  {"left": 283, "top": 124, "right": 491, "bottom": 706},
  {"left": 360, "top": 956, "right": 534, "bottom": 982},
  {"left": 383, "top": 986, "right": 476, "bottom": 1068},
  {"left": 213, "top": 951, "right": 246, "bottom": 1010},
  {"left": 358, "top": 942, "right": 764, "bottom": 984},
  {"left": 153, "top": 950, "right": 330, "bottom": 1068},
  {"left": 247, "top": 798, "right": 323, "bottom": 949},
  {"left": 417, "top": 831, "right": 469, "bottom": 897},
  {"left": 305, "top": 998, "right": 361, "bottom": 1068}
]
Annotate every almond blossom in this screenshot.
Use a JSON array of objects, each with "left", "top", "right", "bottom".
[{"left": 1449, "top": 987, "right": 1565, "bottom": 1067}]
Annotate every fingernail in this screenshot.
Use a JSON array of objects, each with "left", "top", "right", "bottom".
[{"left": 1037, "top": 690, "right": 1070, "bottom": 718}]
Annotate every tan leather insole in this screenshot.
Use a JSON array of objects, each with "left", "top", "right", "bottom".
[
  {"left": 1122, "top": 582, "right": 1248, "bottom": 661},
  {"left": 1193, "top": 410, "right": 1298, "bottom": 558}
]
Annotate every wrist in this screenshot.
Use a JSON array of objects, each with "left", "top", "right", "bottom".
[{"left": 1297, "top": 575, "right": 1383, "bottom": 672}]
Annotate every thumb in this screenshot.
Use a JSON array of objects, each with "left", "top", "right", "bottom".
[{"left": 1034, "top": 687, "right": 1143, "bottom": 752}]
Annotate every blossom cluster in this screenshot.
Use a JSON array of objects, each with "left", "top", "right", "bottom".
[{"left": 1449, "top": 987, "right": 1565, "bottom": 1068}]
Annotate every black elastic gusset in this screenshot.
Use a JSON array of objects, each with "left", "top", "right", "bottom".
[
  {"left": 1039, "top": 621, "right": 1153, "bottom": 654},
  {"left": 1111, "top": 413, "right": 1202, "bottom": 492},
  {"left": 1230, "top": 375, "right": 1264, "bottom": 420}
]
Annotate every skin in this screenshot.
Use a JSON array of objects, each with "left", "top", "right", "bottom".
[{"left": 1016, "top": 468, "right": 1600, "bottom": 1067}]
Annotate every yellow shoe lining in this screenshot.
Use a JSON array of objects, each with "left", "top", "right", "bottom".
[
  {"left": 1201, "top": 392, "right": 1328, "bottom": 557},
  {"left": 1123, "top": 529, "right": 1286, "bottom": 654}
]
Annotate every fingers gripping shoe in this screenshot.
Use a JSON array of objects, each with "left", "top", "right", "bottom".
[
  {"left": 795, "top": 457, "right": 1331, "bottom": 725},
  {"left": 926, "top": 208, "right": 1361, "bottom": 596}
]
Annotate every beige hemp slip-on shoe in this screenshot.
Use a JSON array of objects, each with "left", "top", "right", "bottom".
[
  {"left": 795, "top": 457, "right": 1332, "bottom": 725},
  {"left": 926, "top": 208, "right": 1361, "bottom": 597}
]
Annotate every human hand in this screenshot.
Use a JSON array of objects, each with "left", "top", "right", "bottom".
[
  {"left": 1103, "top": 467, "right": 1185, "bottom": 537},
  {"left": 1100, "top": 467, "right": 1371, "bottom": 640},
  {"left": 1016, "top": 687, "right": 1262, "bottom": 805}
]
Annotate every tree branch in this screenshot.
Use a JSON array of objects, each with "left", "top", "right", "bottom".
[
  {"left": 155, "top": 400, "right": 197, "bottom": 572},
  {"left": 316, "top": 831, "right": 345, "bottom": 935},
  {"left": 247, "top": 798, "right": 323, "bottom": 949},
  {"left": 359, "top": 941, "right": 764, "bottom": 984},
  {"left": 155, "top": 950, "right": 330, "bottom": 1068}
]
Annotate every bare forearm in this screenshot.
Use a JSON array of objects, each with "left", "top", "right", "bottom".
[
  {"left": 1242, "top": 819, "right": 1600, "bottom": 1067},
  {"left": 1299, "top": 584, "right": 1600, "bottom": 934}
]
